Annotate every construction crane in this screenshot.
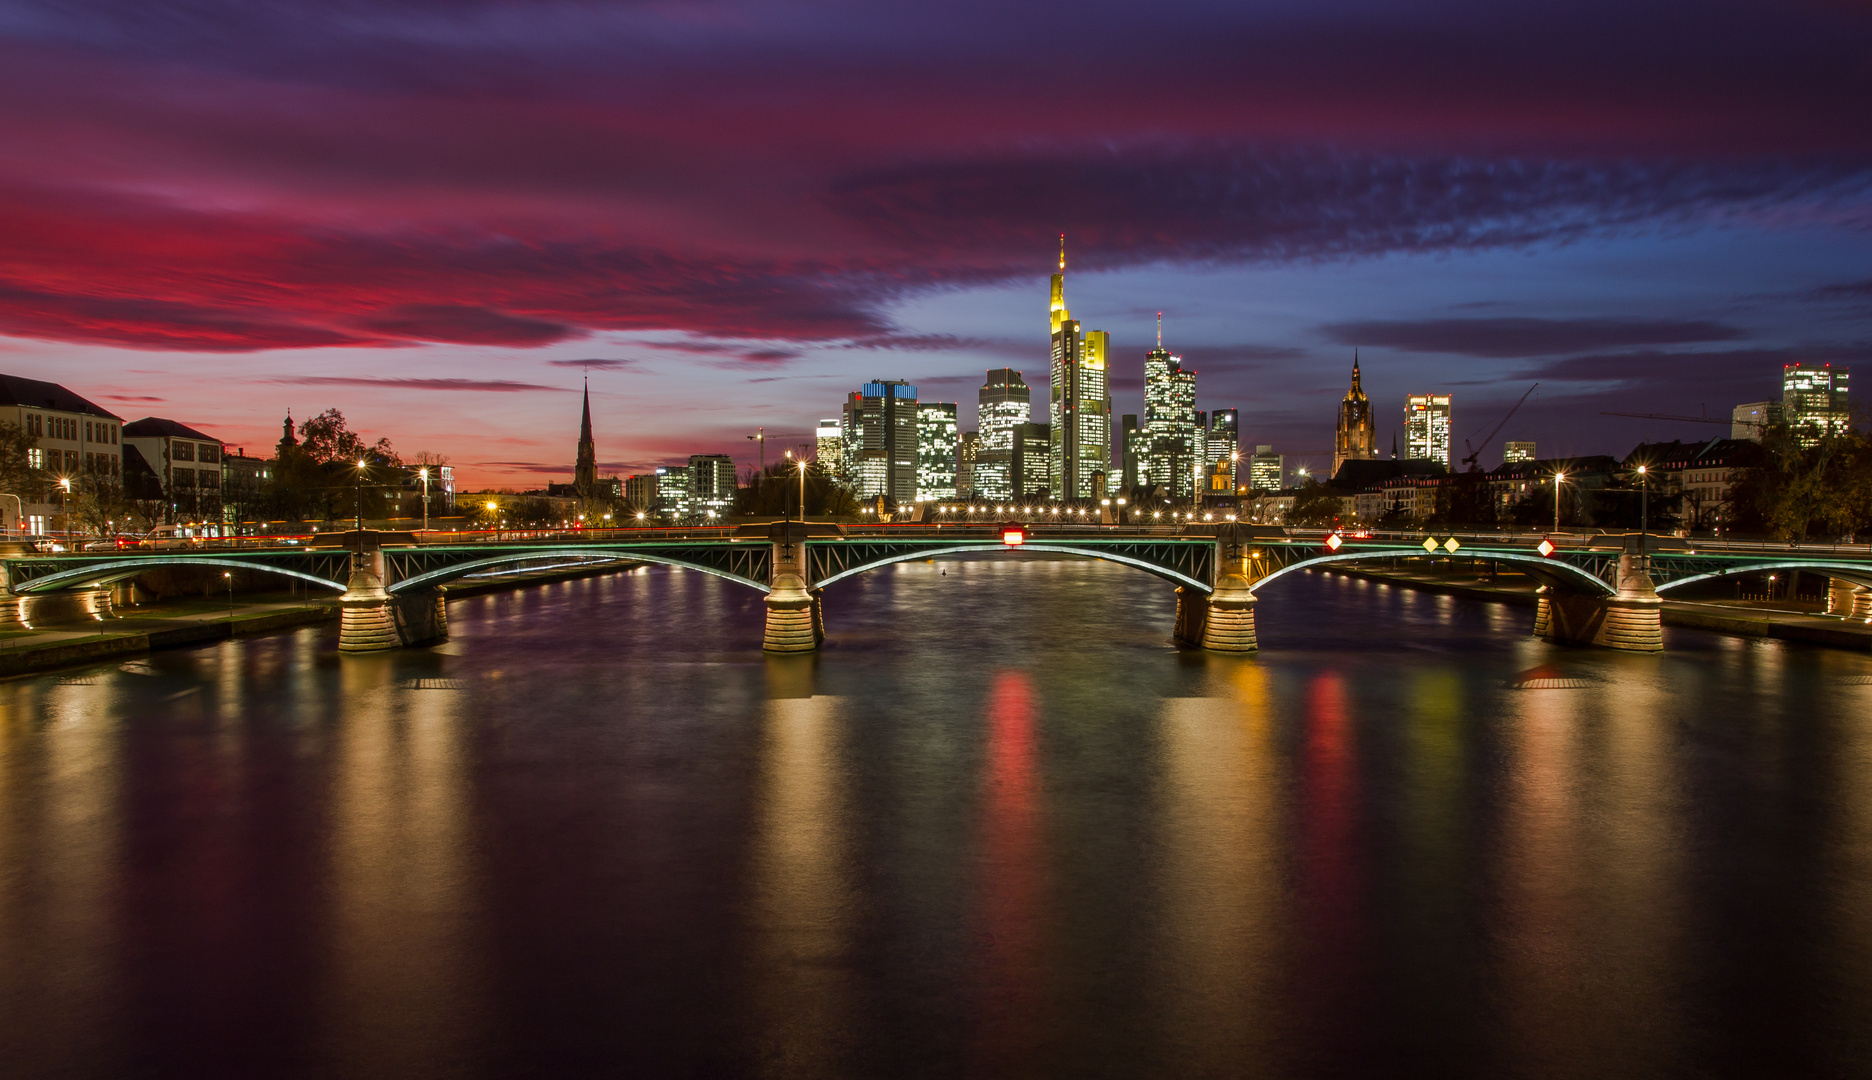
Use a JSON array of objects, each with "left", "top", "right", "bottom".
[
  {"left": 1601, "top": 411, "right": 1757, "bottom": 429},
  {"left": 1460, "top": 383, "right": 1538, "bottom": 470},
  {"left": 746, "top": 427, "right": 812, "bottom": 472}
]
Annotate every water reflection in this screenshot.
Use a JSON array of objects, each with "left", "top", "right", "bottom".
[
  {"left": 749, "top": 693, "right": 853, "bottom": 1078},
  {"left": 320, "top": 661, "right": 485, "bottom": 1077},
  {"left": 1153, "top": 662, "right": 1287, "bottom": 1074},
  {"left": 968, "top": 670, "right": 1047, "bottom": 1072}
]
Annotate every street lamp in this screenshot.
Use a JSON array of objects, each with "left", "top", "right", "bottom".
[
  {"left": 485, "top": 500, "right": 500, "bottom": 540},
  {"left": 418, "top": 467, "right": 430, "bottom": 534},
  {"left": 1552, "top": 471, "right": 1568, "bottom": 533},
  {"left": 354, "top": 458, "right": 368, "bottom": 548},
  {"left": 1635, "top": 465, "right": 1649, "bottom": 547},
  {"left": 223, "top": 571, "right": 234, "bottom": 621},
  {"left": 57, "top": 477, "right": 71, "bottom": 538}
]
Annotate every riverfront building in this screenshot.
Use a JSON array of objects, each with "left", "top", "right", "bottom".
[
  {"left": 690, "top": 454, "right": 736, "bottom": 518},
  {"left": 0, "top": 374, "right": 123, "bottom": 534},
  {"left": 123, "top": 417, "right": 221, "bottom": 522}
]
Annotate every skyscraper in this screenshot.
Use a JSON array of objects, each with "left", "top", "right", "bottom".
[
  {"left": 574, "top": 378, "right": 598, "bottom": 498},
  {"left": 1249, "top": 445, "right": 1283, "bottom": 492},
  {"left": 844, "top": 380, "right": 919, "bottom": 504},
  {"left": 1047, "top": 239, "right": 1112, "bottom": 499},
  {"left": 1333, "top": 354, "right": 1376, "bottom": 478},
  {"left": 1012, "top": 422, "right": 1052, "bottom": 498},
  {"left": 1142, "top": 315, "right": 1198, "bottom": 497},
  {"left": 975, "top": 368, "right": 1029, "bottom": 500},
  {"left": 1120, "top": 414, "right": 1141, "bottom": 492},
  {"left": 1502, "top": 440, "right": 1536, "bottom": 463},
  {"left": 917, "top": 402, "right": 959, "bottom": 501},
  {"left": 1404, "top": 393, "right": 1453, "bottom": 469},
  {"left": 957, "top": 431, "right": 979, "bottom": 499},
  {"left": 1783, "top": 362, "right": 1850, "bottom": 445},
  {"left": 815, "top": 419, "right": 844, "bottom": 482},
  {"left": 1208, "top": 409, "right": 1240, "bottom": 491}
]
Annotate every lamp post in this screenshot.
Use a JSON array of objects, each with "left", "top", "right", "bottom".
[
  {"left": 418, "top": 467, "right": 430, "bottom": 534},
  {"left": 486, "top": 501, "right": 500, "bottom": 541},
  {"left": 57, "top": 477, "right": 71, "bottom": 539},
  {"left": 354, "top": 458, "right": 368, "bottom": 551},
  {"left": 224, "top": 571, "right": 234, "bottom": 621},
  {"left": 1553, "top": 472, "right": 1567, "bottom": 533},
  {"left": 1634, "top": 465, "right": 1649, "bottom": 551},
  {"left": 797, "top": 456, "right": 808, "bottom": 524}
]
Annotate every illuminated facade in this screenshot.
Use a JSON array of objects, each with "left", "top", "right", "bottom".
[
  {"left": 917, "top": 401, "right": 959, "bottom": 501},
  {"left": 1047, "top": 239, "right": 1112, "bottom": 498},
  {"left": 975, "top": 368, "right": 1029, "bottom": 500},
  {"left": 689, "top": 454, "right": 736, "bottom": 517},
  {"left": 1012, "top": 422, "right": 1052, "bottom": 497},
  {"left": 815, "top": 419, "right": 844, "bottom": 482},
  {"left": 654, "top": 465, "right": 691, "bottom": 521},
  {"left": 844, "top": 380, "right": 919, "bottom": 504},
  {"left": 1502, "top": 440, "right": 1536, "bottom": 463},
  {"left": 1333, "top": 354, "right": 1376, "bottom": 478},
  {"left": 1120, "top": 414, "right": 1141, "bottom": 492},
  {"left": 1783, "top": 362, "right": 1850, "bottom": 445},
  {"left": 1404, "top": 393, "right": 1453, "bottom": 469},
  {"left": 1208, "top": 409, "right": 1239, "bottom": 492},
  {"left": 957, "top": 431, "right": 979, "bottom": 498},
  {"left": 1248, "top": 445, "right": 1282, "bottom": 492},
  {"left": 1142, "top": 318, "right": 1198, "bottom": 497}
]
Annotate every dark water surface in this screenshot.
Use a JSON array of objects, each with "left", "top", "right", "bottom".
[{"left": 3, "top": 557, "right": 1872, "bottom": 1079}]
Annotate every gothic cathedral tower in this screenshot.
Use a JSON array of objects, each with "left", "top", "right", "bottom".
[
  {"left": 1333, "top": 353, "right": 1376, "bottom": 479},
  {"left": 575, "top": 378, "right": 598, "bottom": 497}
]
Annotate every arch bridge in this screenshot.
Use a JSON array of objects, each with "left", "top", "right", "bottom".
[{"left": 5, "top": 524, "right": 1869, "bottom": 654}]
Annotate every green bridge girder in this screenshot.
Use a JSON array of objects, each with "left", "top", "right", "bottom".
[{"left": 5, "top": 531, "right": 1871, "bottom": 600}]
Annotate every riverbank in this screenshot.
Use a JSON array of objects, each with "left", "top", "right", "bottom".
[
  {"left": 1319, "top": 565, "right": 1872, "bottom": 650},
  {"left": 0, "top": 560, "right": 644, "bottom": 678}
]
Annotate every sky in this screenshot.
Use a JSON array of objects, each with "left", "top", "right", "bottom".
[{"left": 1, "top": 0, "right": 1869, "bottom": 486}]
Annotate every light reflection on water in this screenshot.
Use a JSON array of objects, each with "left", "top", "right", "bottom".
[{"left": 0, "top": 557, "right": 1870, "bottom": 1078}]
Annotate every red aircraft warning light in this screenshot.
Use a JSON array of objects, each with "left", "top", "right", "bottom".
[
  {"left": 1537, "top": 537, "right": 1557, "bottom": 557},
  {"left": 1002, "top": 524, "right": 1026, "bottom": 546},
  {"left": 1325, "top": 531, "right": 1344, "bottom": 552}
]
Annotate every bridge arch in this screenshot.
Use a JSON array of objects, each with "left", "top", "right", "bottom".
[
  {"left": 11, "top": 557, "right": 350, "bottom": 595},
  {"left": 1654, "top": 561, "right": 1872, "bottom": 594},
  {"left": 809, "top": 543, "right": 1213, "bottom": 593},
  {"left": 386, "top": 548, "right": 771, "bottom": 594},
  {"left": 1250, "top": 549, "right": 1618, "bottom": 596}
]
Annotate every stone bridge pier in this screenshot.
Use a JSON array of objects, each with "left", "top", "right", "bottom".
[
  {"left": 1174, "top": 526, "right": 1259, "bottom": 653},
  {"left": 1828, "top": 578, "right": 1872, "bottom": 623},
  {"left": 1533, "top": 538, "right": 1663, "bottom": 652},
  {"left": 338, "top": 549, "right": 448, "bottom": 652},
  {"left": 763, "top": 523, "right": 824, "bottom": 653}
]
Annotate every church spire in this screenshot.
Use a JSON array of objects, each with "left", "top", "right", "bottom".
[{"left": 574, "top": 377, "right": 598, "bottom": 496}]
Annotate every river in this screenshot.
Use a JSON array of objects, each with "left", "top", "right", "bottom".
[{"left": 2, "top": 556, "right": 1870, "bottom": 1078}]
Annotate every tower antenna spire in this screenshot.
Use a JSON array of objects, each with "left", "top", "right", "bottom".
[
  {"left": 1059, "top": 233, "right": 1066, "bottom": 271},
  {"left": 1157, "top": 311, "right": 1162, "bottom": 348}
]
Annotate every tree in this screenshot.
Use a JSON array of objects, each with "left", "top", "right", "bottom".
[
  {"left": 0, "top": 421, "right": 44, "bottom": 515},
  {"left": 1286, "top": 480, "right": 1346, "bottom": 527},
  {"left": 299, "top": 409, "right": 400, "bottom": 468},
  {"left": 736, "top": 459, "right": 858, "bottom": 518},
  {"left": 1731, "top": 423, "right": 1872, "bottom": 541}
]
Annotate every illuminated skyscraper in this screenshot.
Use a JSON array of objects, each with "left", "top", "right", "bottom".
[
  {"left": 1334, "top": 354, "right": 1376, "bottom": 478},
  {"left": 917, "top": 402, "right": 959, "bottom": 501},
  {"left": 1120, "top": 414, "right": 1141, "bottom": 492},
  {"left": 1404, "top": 393, "right": 1453, "bottom": 469},
  {"left": 957, "top": 431, "right": 979, "bottom": 498},
  {"left": 1249, "top": 445, "right": 1283, "bottom": 492},
  {"left": 1142, "top": 314, "right": 1198, "bottom": 496},
  {"left": 843, "top": 380, "right": 918, "bottom": 504},
  {"left": 1502, "top": 440, "right": 1536, "bottom": 463},
  {"left": 1208, "top": 409, "right": 1239, "bottom": 491},
  {"left": 815, "top": 419, "right": 844, "bottom": 482},
  {"left": 1013, "top": 422, "right": 1052, "bottom": 497},
  {"left": 1783, "top": 362, "right": 1850, "bottom": 445},
  {"left": 975, "top": 368, "right": 1029, "bottom": 500},
  {"left": 1048, "top": 239, "right": 1112, "bottom": 498}
]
